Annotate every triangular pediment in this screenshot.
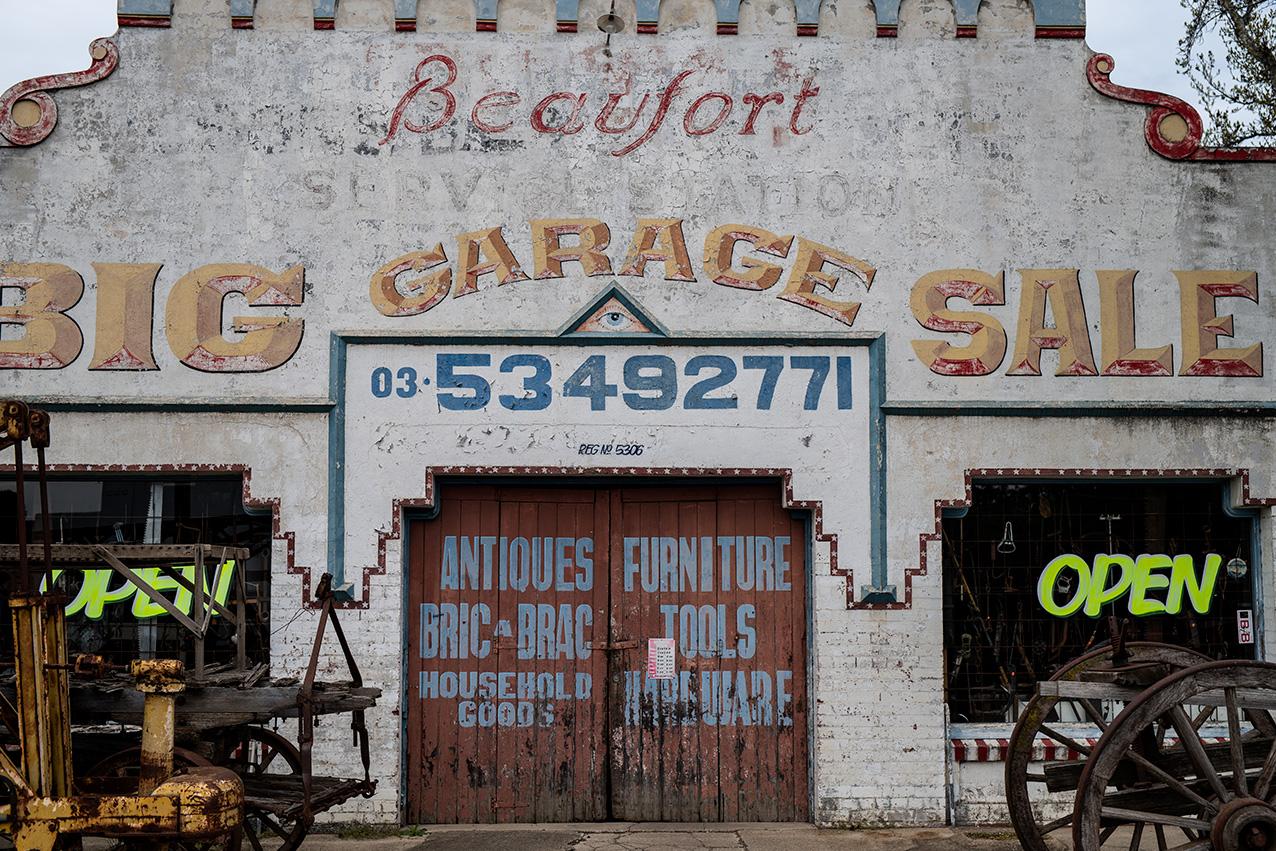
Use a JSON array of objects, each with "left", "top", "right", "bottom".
[{"left": 558, "top": 282, "right": 669, "bottom": 338}]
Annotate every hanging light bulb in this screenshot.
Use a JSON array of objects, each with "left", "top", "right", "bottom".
[{"left": 997, "top": 521, "right": 1016, "bottom": 554}]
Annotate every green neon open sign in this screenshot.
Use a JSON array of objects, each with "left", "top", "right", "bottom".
[
  {"left": 1037, "top": 553, "right": 1222, "bottom": 617},
  {"left": 39, "top": 563, "right": 237, "bottom": 620}
]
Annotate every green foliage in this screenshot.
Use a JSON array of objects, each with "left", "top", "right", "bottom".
[{"left": 1178, "top": 0, "right": 1276, "bottom": 146}]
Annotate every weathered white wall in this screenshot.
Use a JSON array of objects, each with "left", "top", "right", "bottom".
[{"left": 2, "top": 0, "right": 1274, "bottom": 827}]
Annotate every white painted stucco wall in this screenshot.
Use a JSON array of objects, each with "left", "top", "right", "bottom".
[{"left": 1, "top": 0, "right": 1274, "bottom": 827}]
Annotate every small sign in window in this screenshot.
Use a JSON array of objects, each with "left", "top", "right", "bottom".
[{"left": 1238, "top": 609, "right": 1255, "bottom": 645}]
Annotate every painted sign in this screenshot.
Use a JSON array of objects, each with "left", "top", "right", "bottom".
[
  {"left": 647, "top": 637, "right": 676, "bottom": 681},
  {"left": 1037, "top": 553, "right": 1222, "bottom": 617},
  {"left": 380, "top": 54, "right": 821, "bottom": 156},
  {"left": 39, "top": 563, "right": 237, "bottom": 619},
  {"left": 346, "top": 343, "right": 869, "bottom": 507},
  {"left": 1239, "top": 609, "right": 1255, "bottom": 645},
  {"left": 369, "top": 352, "right": 853, "bottom": 413},
  {"left": 3, "top": 244, "right": 1263, "bottom": 378}
]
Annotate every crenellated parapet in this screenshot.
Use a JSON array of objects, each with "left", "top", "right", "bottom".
[{"left": 116, "top": 0, "right": 1083, "bottom": 37}]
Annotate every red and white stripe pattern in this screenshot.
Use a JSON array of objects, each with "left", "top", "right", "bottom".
[{"left": 950, "top": 736, "right": 1230, "bottom": 763}]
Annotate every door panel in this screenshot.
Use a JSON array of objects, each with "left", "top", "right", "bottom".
[
  {"left": 406, "top": 485, "right": 610, "bottom": 823},
  {"left": 407, "top": 481, "right": 807, "bottom": 823},
  {"left": 608, "top": 485, "right": 809, "bottom": 821}
]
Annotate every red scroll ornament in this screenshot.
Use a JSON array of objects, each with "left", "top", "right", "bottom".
[
  {"left": 0, "top": 38, "right": 120, "bottom": 147},
  {"left": 1086, "top": 53, "right": 1276, "bottom": 163}
]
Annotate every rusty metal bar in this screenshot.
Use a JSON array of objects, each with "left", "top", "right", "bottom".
[
  {"left": 297, "top": 575, "right": 333, "bottom": 826},
  {"left": 234, "top": 551, "right": 247, "bottom": 672},
  {"left": 0, "top": 747, "right": 30, "bottom": 792},
  {"left": 30, "top": 408, "right": 53, "bottom": 589},
  {"left": 322, "top": 580, "right": 373, "bottom": 784},
  {"left": 43, "top": 601, "right": 73, "bottom": 798},
  {"left": 193, "top": 543, "right": 205, "bottom": 679},
  {"left": 0, "top": 691, "right": 19, "bottom": 737},
  {"left": 11, "top": 595, "right": 52, "bottom": 795},
  {"left": 13, "top": 437, "right": 28, "bottom": 593},
  {"left": 132, "top": 659, "right": 185, "bottom": 795}
]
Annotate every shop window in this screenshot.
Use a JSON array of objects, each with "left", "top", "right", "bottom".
[
  {"left": 942, "top": 480, "right": 1257, "bottom": 725},
  {"left": 0, "top": 475, "right": 271, "bottom": 669}
]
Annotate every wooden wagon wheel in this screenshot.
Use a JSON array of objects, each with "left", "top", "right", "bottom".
[
  {"left": 1074, "top": 660, "right": 1276, "bottom": 851},
  {"left": 82, "top": 745, "right": 214, "bottom": 789},
  {"left": 215, "top": 726, "right": 310, "bottom": 851},
  {"left": 1006, "top": 642, "right": 1213, "bottom": 851}
]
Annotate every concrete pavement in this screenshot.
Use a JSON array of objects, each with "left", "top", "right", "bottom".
[{"left": 304, "top": 823, "right": 1024, "bottom": 850}]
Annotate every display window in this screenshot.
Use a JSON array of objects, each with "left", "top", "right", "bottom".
[
  {"left": 0, "top": 475, "right": 271, "bottom": 668},
  {"left": 942, "top": 479, "right": 1258, "bottom": 724}
]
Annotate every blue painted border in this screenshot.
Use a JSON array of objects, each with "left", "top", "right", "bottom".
[
  {"left": 30, "top": 399, "right": 333, "bottom": 413},
  {"left": 863, "top": 335, "right": 891, "bottom": 601},
  {"left": 885, "top": 401, "right": 1276, "bottom": 417},
  {"left": 327, "top": 330, "right": 891, "bottom": 602},
  {"left": 1221, "top": 489, "right": 1266, "bottom": 662}
]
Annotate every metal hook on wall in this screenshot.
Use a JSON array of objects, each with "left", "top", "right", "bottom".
[{"left": 997, "top": 521, "right": 1016, "bottom": 554}]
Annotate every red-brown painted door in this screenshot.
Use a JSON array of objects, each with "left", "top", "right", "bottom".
[
  {"left": 607, "top": 484, "right": 809, "bottom": 821},
  {"left": 407, "top": 484, "right": 611, "bottom": 823},
  {"left": 406, "top": 482, "right": 808, "bottom": 823}
]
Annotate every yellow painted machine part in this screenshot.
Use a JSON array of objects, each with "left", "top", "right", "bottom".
[
  {"left": 9, "top": 595, "right": 72, "bottom": 799},
  {"left": 2, "top": 596, "right": 244, "bottom": 848},
  {"left": 138, "top": 692, "right": 177, "bottom": 795}
]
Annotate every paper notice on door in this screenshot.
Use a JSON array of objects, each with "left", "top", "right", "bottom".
[{"left": 647, "top": 637, "right": 676, "bottom": 680}]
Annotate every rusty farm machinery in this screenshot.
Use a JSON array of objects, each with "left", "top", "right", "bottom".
[{"left": 0, "top": 400, "right": 379, "bottom": 849}]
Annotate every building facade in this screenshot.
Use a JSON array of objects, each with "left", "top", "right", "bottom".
[{"left": 1, "top": 0, "right": 1274, "bottom": 827}]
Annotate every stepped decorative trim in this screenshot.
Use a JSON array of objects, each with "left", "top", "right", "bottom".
[
  {"left": 313, "top": 0, "right": 338, "bottom": 29},
  {"left": 230, "top": 0, "right": 256, "bottom": 28},
  {"left": 1030, "top": 0, "right": 1083, "bottom": 37},
  {"left": 0, "top": 38, "right": 119, "bottom": 148},
  {"left": 793, "top": 0, "right": 820, "bottom": 36},
  {"left": 475, "top": 0, "right": 499, "bottom": 31},
  {"left": 395, "top": 0, "right": 418, "bottom": 30},
  {"left": 114, "top": 0, "right": 1083, "bottom": 37},
  {"left": 1087, "top": 54, "right": 1276, "bottom": 163},
  {"left": 636, "top": 0, "right": 661, "bottom": 33},
  {"left": 117, "top": 0, "right": 171, "bottom": 27},
  {"left": 953, "top": 0, "right": 979, "bottom": 37}
]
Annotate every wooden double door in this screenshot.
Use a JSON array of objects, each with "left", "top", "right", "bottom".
[{"left": 405, "top": 482, "right": 808, "bottom": 823}]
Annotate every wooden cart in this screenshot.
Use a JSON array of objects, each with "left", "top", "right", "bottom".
[
  {"left": 0, "top": 404, "right": 379, "bottom": 851},
  {"left": 1006, "top": 637, "right": 1276, "bottom": 850},
  {"left": 64, "top": 574, "right": 377, "bottom": 851}
]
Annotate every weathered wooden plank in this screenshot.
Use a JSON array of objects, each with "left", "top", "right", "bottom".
[
  {"left": 59, "top": 684, "right": 379, "bottom": 731},
  {"left": 0, "top": 544, "right": 250, "bottom": 564},
  {"left": 693, "top": 497, "right": 720, "bottom": 823},
  {"left": 1043, "top": 736, "right": 1274, "bottom": 792},
  {"left": 1038, "top": 679, "right": 1276, "bottom": 711}
]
